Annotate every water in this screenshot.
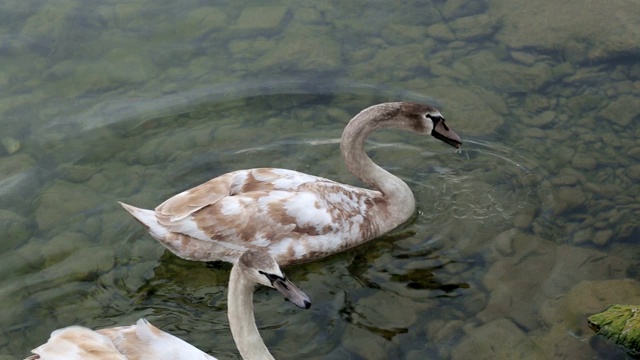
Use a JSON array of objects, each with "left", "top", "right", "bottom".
[{"left": 1, "top": 1, "right": 639, "bottom": 359}]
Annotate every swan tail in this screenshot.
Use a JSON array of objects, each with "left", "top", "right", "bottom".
[{"left": 119, "top": 201, "right": 168, "bottom": 239}]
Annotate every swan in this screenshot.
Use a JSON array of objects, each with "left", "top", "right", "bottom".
[
  {"left": 25, "top": 248, "right": 311, "bottom": 360},
  {"left": 120, "top": 102, "right": 462, "bottom": 266}
]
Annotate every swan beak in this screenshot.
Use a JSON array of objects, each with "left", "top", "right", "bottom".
[
  {"left": 431, "top": 120, "right": 462, "bottom": 149},
  {"left": 273, "top": 277, "right": 312, "bottom": 309}
]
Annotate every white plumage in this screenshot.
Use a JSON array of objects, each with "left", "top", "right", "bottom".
[{"left": 120, "top": 102, "right": 462, "bottom": 266}]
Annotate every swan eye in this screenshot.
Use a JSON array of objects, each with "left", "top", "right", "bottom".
[
  {"left": 259, "top": 270, "right": 286, "bottom": 285},
  {"left": 426, "top": 114, "right": 449, "bottom": 129}
]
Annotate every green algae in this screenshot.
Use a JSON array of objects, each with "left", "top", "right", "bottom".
[{"left": 588, "top": 305, "right": 640, "bottom": 354}]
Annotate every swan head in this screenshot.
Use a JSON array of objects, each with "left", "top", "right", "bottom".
[
  {"left": 398, "top": 102, "right": 462, "bottom": 149},
  {"left": 237, "top": 248, "right": 312, "bottom": 309}
]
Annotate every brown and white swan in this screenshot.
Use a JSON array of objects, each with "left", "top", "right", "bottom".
[
  {"left": 25, "top": 249, "right": 311, "bottom": 360},
  {"left": 120, "top": 102, "right": 462, "bottom": 266}
]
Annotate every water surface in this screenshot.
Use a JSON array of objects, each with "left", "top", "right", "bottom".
[{"left": 1, "top": 1, "right": 639, "bottom": 359}]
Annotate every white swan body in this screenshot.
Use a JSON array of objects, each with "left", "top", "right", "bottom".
[
  {"left": 120, "top": 102, "right": 462, "bottom": 266},
  {"left": 26, "top": 249, "right": 311, "bottom": 360}
]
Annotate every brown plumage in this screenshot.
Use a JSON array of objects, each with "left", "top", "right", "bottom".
[{"left": 120, "top": 102, "right": 462, "bottom": 266}]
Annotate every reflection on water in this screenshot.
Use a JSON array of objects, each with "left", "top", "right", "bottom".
[{"left": 1, "top": 0, "right": 640, "bottom": 359}]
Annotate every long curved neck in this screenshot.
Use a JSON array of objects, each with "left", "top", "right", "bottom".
[
  {"left": 228, "top": 266, "right": 274, "bottom": 360},
  {"left": 340, "top": 105, "right": 416, "bottom": 222}
]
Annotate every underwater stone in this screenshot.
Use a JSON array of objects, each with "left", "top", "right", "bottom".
[
  {"left": 252, "top": 26, "right": 341, "bottom": 72},
  {"left": 426, "top": 23, "right": 456, "bottom": 41},
  {"left": 593, "top": 229, "right": 614, "bottom": 246},
  {"left": 598, "top": 95, "right": 640, "bottom": 127},
  {"left": 234, "top": 6, "right": 289, "bottom": 33},
  {"left": 0, "top": 210, "right": 32, "bottom": 252},
  {"left": 185, "top": 7, "right": 228, "bottom": 35},
  {"left": 450, "top": 14, "right": 499, "bottom": 40},
  {"left": 34, "top": 180, "right": 103, "bottom": 233},
  {"left": 625, "top": 164, "right": 640, "bottom": 181},
  {"left": 57, "top": 163, "right": 100, "bottom": 183},
  {"left": 1, "top": 137, "right": 20, "bottom": 155},
  {"left": 571, "top": 153, "right": 597, "bottom": 170},
  {"left": 493, "top": 0, "right": 640, "bottom": 62},
  {"left": 442, "top": 0, "right": 488, "bottom": 19},
  {"left": 522, "top": 110, "right": 555, "bottom": 126},
  {"left": 555, "top": 186, "right": 587, "bottom": 213},
  {"left": 572, "top": 227, "right": 593, "bottom": 245},
  {"left": 452, "top": 318, "right": 541, "bottom": 360},
  {"left": 0, "top": 153, "right": 39, "bottom": 210},
  {"left": 380, "top": 24, "right": 428, "bottom": 45}
]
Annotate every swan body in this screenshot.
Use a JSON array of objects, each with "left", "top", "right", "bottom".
[
  {"left": 120, "top": 102, "right": 462, "bottom": 266},
  {"left": 26, "top": 249, "right": 311, "bottom": 360}
]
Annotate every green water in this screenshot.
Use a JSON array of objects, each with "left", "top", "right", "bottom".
[{"left": 1, "top": 1, "right": 639, "bottom": 359}]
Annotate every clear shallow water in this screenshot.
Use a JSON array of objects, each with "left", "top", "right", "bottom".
[{"left": 1, "top": 1, "right": 639, "bottom": 359}]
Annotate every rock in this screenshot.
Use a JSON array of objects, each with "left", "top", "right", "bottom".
[
  {"left": 57, "top": 163, "right": 100, "bottom": 183},
  {"left": 252, "top": 26, "right": 341, "bottom": 72},
  {"left": 1, "top": 137, "right": 20, "bottom": 155},
  {"left": 571, "top": 227, "right": 593, "bottom": 244},
  {"left": 34, "top": 180, "right": 103, "bottom": 233},
  {"left": 184, "top": 7, "right": 228, "bottom": 35},
  {"left": 381, "top": 25, "right": 428, "bottom": 44},
  {"left": 492, "top": 229, "right": 517, "bottom": 257},
  {"left": 0, "top": 153, "right": 40, "bottom": 210},
  {"left": 459, "top": 51, "right": 553, "bottom": 93},
  {"left": 551, "top": 175, "right": 579, "bottom": 186},
  {"left": 540, "top": 279, "right": 640, "bottom": 342},
  {"left": 626, "top": 164, "right": 640, "bottom": 181},
  {"left": 233, "top": 6, "right": 289, "bottom": 35},
  {"left": 492, "top": 0, "right": 640, "bottom": 62},
  {"left": 452, "top": 319, "right": 542, "bottom": 360},
  {"left": 341, "top": 325, "right": 391, "bottom": 359},
  {"left": 351, "top": 291, "right": 423, "bottom": 334},
  {"left": 0, "top": 210, "right": 32, "bottom": 252},
  {"left": 588, "top": 304, "right": 640, "bottom": 354},
  {"left": 524, "top": 94, "right": 554, "bottom": 113},
  {"left": 554, "top": 186, "right": 587, "bottom": 213},
  {"left": 593, "top": 229, "right": 613, "bottom": 246},
  {"left": 571, "top": 153, "right": 597, "bottom": 170},
  {"left": 598, "top": 95, "right": 640, "bottom": 127},
  {"left": 441, "top": 0, "right": 488, "bottom": 20},
  {"left": 367, "top": 44, "right": 428, "bottom": 73},
  {"left": 541, "top": 246, "right": 630, "bottom": 300},
  {"left": 522, "top": 110, "right": 555, "bottom": 127},
  {"left": 450, "top": 14, "right": 499, "bottom": 40},
  {"left": 427, "top": 23, "right": 456, "bottom": 41},
  {"left": 480, "top": 233, "right": 556, "bottom": 329},
  {"left": 39, "top": 232, "right": 92, "bottom": 265}
]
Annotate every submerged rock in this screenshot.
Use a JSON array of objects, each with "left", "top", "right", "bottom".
[{"left": 588, "top": 304, "right": 640, "bottom": 355}]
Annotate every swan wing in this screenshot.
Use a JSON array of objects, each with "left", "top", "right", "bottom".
[
  {"left": 26, "top": 326, "right": 127, "bottom": 360},
  {"left": 152, "top": 168, "right": 345, "bottom": 238},
  {"left": 96, "top": 319, "right": 216, "bottom": 360},
  {"left": 155, "top": 168, "right": 329, "bottom": 221},
  {"left": 154, "top": 168, "right": 381, "bottom": 247}
]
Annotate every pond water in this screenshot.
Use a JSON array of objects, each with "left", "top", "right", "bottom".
[{"left": 1, "top": 1, "right": 640, "bottom": 359}]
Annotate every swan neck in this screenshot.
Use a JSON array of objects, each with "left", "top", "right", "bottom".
[
  {"left": 228, "top": 266, "right": 275, "bottom": 360},
  {"left": 340, "top": 106, "right": 414, "bottom": 202}
]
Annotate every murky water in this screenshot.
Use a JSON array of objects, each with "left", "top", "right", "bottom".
[{"left": 1, "top": 1, "right": 639, "bottom": 359}]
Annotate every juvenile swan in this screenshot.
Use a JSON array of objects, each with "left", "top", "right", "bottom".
[
  {"left": 120, "top": 102, "right": 462, "bottom": 266},
  {"left": 26, "top": 249, "right": 311, "bottom": 360}
]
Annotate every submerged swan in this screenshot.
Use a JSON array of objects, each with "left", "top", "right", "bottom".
[
  {"left": 26, "top": 249, "right": 311, "bottom": 360},
  {"left": 120, "top": 102, "right": 462, "bottom": 266}
]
